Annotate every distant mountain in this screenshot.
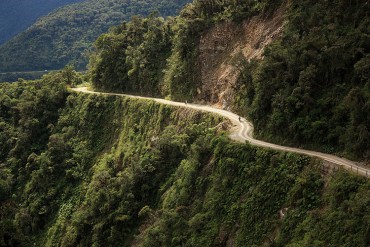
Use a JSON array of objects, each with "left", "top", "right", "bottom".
[
  {"left": 0, "top": 0, "right": 84, "bottom": 45},
  {"left": 0, "top": 0, "right": 191, "bottom": 73}
]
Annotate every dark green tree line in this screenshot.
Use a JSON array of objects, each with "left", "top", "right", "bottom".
[
  {"left": 234, "top": 0, "right": 370, "bottom": 160},
  {"left": 91, "top": 14, "right": 174, "bottom": 95}
]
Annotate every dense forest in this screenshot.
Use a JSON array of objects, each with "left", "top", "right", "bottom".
[
  {"left": 0, "top": 71, "right": 57, "bottom": 84},
  {"left": 90, "top": 13, "right": 173, "bottom": 96},
  {"left": 0, "top": 0, "right": 369, "bottom": 246},
  {"left": 234, "top": 0, "right": 370, "bottom": 161},
  {"left": 91, "top": 0, "right": 284, "bottom": 98},
  {"left": 0, "top": 77, "right": 369, "bottom": 246},
  {"left": 0, "top": 0, "right": 83, "bottom": 45},
  {"left": 91, "top": 0, "right": 370, "bottom": 161},
  {"left": 0, "top": 0, "right": 191, "bottom": 73}
]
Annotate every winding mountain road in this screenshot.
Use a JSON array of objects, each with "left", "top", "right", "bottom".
[{"left": 72, "top": 87, "right": 370, "bottom": 178}]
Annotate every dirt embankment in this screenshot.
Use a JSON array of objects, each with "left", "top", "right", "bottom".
[{"left": 196, "top": 7, "right": 285, "bottom": 108}]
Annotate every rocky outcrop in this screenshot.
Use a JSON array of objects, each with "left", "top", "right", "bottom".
[{"left": 197, "top": 7, "right": 285, "bottom": 107}]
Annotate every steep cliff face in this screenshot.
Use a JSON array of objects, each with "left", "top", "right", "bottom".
[
  {"left": 197, "top": 7, "right": 285, "bottom": 107},
  {"left": 1, "top": 76, "right": 369, "bottom": 247}
]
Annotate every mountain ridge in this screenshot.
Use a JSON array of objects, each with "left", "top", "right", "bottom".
[
  {"left": 0, "top": 0, "right": 191, "bottom": 74},
  {"left": 0, "top": 0, "right": 84, "bottom": 45}
]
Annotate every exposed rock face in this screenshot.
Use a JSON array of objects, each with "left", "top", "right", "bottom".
[{"left": 197, "top": 7, "right": 285, "bottom": 107}]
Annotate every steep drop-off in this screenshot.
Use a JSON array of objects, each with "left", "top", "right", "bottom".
[
  {"left": 1, "top": 1, "right": 369, "bottom": 246},
  {"left": 90, "top": 0, "right": 369, "bottom": 162},
  {"left": 0, "top": 80, "right": 369, "bottom": 246}
]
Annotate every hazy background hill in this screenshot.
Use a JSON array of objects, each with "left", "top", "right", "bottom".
[
  {"left": 0, "top": 0, "right": 84, "bottom": 45},
  {"left": 0, "top": 0, "right": 191, "bottom": 74}
]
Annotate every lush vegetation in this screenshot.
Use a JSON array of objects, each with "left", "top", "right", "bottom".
[
  {"left": 91, "top": 13, "right": 173, "bottom": 96},
  {"left": 234, "top": 0, "right": 370, "bottom": 161},
  {"left": 0, "top": 0, "right": 83, "bottom": 45},
  {"left": 0, "top": 75, "right": 69, "bottom": 245},
  {"left": 275, "top": 171, "right": 370, "bottom": 247},
  {"left": 0, "top": 71, "right": 56, "bottom": 83},
  {"left": 1, "top": 77, "right": 369, "bottom": 246},
  {"left": 91, "top": 0, "right": 369, "bottom": 160},
  {"left": 1, "top": 1, "right": 369, "bottom": 246},
  {"left": 0, "top": 0, "right": 191, "bottom": 73},
  {"left": 91, "top": 0, "right": 283, "bottom": 99}
]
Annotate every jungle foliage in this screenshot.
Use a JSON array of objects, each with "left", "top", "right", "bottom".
[
  {"left": 91, "top": 0, "right": 283, "bottom": 99},
  {"left": 91, "top": 0, "right": 370, "bottom": 160},
  {"left": 1, "top": 1, "right": 370, "bottom": 246},
  {"left": 234, "top": 0, "right": 370, "bottom": 161},
  {"left": 0, "top": 78, "right": 369, "bottom": 246},
  {"left": 91, "top": 13, "right": 174, "bottom": 96}
]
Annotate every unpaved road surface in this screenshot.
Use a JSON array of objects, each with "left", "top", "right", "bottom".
[{"left": 72, "top": 87, "right": 370, "bottom": 178}]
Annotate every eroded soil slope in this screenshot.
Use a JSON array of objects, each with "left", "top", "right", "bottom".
[{"left": 197, "top": 7, "right": 285, "bottom": 107}]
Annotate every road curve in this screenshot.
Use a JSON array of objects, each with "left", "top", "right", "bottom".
[{"left": 72, "top": 87, "right": 370, "bottom": 178}]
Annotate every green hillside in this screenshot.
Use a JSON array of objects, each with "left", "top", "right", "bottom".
[
  {"left": 0, "top": 0, "right": 369, "bottom": 246},
  {"left": 1, "top": 78, "right": 369, "bottom": 246},
  {"left": 234, "top": 0, "right": 370, "bottom": 161},
  {"left": 90, "top": 0, "right": 370, "bottom": 161},
  {"left": 0, "top": 0, "right": 83, "bottom": 45},
  {"left": 0, "top": 0, "right": 191, "bottom": 73}
]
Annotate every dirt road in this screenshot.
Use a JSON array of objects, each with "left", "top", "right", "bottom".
[{"left": 72, "top": 87, "right": 370, "bottom": 178}]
